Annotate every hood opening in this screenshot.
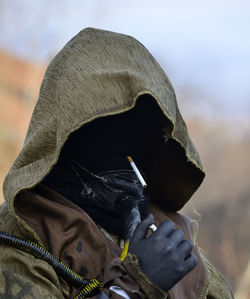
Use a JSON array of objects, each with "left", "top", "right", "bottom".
[{"left": 42, "top": 94, "right": 203, "bottom": 212}]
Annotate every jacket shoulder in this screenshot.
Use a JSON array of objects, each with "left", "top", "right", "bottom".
[
  {"left": 200, "top": 252, "right": 235, "bottom": 299},
  {"left": 0, "top": 203, "right": 67, "bottom": 298},
  {"left": 0, "top": 245, "right": 66, "bottom": 298}
]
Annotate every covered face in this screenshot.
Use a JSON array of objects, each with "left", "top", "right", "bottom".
[
  {"left": 3, "top": 28, "right": 205, "bottom": 232},
  {"left": 42, "top": 95, "right": 166, "bottom": 237}
]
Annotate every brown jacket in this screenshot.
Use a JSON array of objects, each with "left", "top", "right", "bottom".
[{"left": 0, "top": 184, "right": 233, "bottom": 298}]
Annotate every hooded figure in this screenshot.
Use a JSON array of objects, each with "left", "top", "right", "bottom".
[{"left": 0, "top": 28, "right": 233, "bottom": 299}]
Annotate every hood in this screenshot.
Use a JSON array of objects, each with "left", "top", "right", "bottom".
[{"left": 3, "top": 27, "right": 205, "bottom": 218}]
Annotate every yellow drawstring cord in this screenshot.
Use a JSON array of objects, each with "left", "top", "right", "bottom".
[{"left": 120, "top": 241, "right": 129, "bottom": 261}]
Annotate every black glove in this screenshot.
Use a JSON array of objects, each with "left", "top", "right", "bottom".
[{"left": 128, "top": 214, "right": 197, "bottom": 291}]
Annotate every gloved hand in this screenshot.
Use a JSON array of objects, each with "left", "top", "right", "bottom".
[{"left": 128, "top": 214, "right": 197, "bottom": 291}]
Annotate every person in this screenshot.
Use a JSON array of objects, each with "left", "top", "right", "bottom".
[{"left": 0, "top": 28, "right": 234, "bottom": 298}]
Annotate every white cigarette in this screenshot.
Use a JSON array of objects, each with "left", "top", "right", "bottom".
[{"left": 127, "top": 156, "right": 147, "bottom": 188}]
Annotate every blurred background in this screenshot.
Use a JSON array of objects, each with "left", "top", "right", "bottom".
[{"left": 0, "top": 0, "right": 249, "bottom": 297}]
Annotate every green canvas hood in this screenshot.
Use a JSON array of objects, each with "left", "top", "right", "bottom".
[{"left": 3, "top": 27, "right": 205, "bottom": 217}]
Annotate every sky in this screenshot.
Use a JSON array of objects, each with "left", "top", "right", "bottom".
[{"left": 0, "top": 0, "right": 250, "bottom": 118}]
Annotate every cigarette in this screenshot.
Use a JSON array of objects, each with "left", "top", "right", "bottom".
[
  {"left": 127, "top": 156, "right": 147, "bottom": 188},
  {"left": 149, "top": 224, "right": 157, "bottom": 232}
]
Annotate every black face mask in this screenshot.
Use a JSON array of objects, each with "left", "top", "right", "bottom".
[{"left": 70, "top": 159, "right": 149, "bottom": 240}]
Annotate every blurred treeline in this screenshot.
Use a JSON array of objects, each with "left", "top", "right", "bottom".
[{"left": 0, "top": 50, "right": 249, "bottom": 298}]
